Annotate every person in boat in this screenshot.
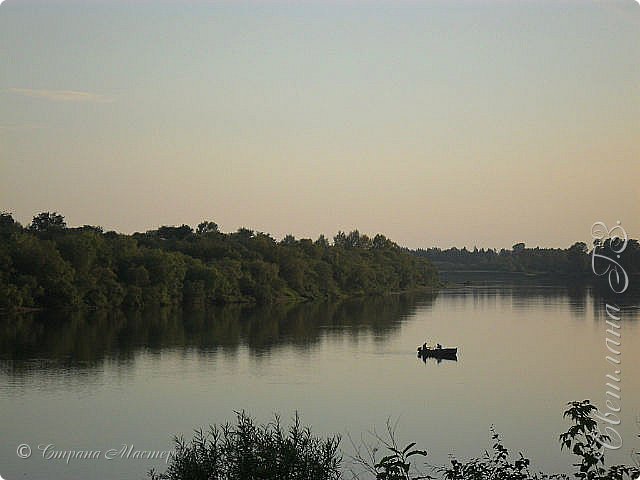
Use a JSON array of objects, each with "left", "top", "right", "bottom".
[
  {"left": 422, "top": 342, "right": 428, "bottom": 351},
  {"left": 436, "top": 343, "right": 442, "bottom": 349}
]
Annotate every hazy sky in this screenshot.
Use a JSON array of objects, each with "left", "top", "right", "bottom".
[{"left": 1, "top": 0, "right": 638, "bottom": 249}]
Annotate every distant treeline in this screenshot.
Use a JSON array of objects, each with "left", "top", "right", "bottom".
[
  {"left": 414, "top": 240, "right": 640, "bottom": 277},
  {"left": 0, "top": 212, "right": 438, "bottom": 311}
]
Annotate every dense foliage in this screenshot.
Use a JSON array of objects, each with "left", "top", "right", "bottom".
[
  {"left": 415, "top": 241, "right": 640, "bottom": 278},
  {"left": 148, "top": 412, "right": 342, "bottom": 480},
  {"left": 151, "top": 402, "right": 640, "bottom": 480},
  {"left": 0, "top": 212, "right": 438, "bottom": 311}
]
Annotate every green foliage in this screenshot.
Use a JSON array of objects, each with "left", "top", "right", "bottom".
[
  {"left": 560, "top": 400, "right": 640, "bottom": 480},
  {"left": 29, "top": 211, "right": 67, "bottom": 234},
  {"left": 439, "top": 429, "right": 560, "bottom": 480},
  {"left": 196, "top": 221, "right": 219, "bottom": 235},
  {"left": 372, "top": 443, "right": 430, "bottom": 480},
  {"left": 148, "top": 412, "right": 342, "bottom": 480},
  {"left": 0, "top": 212, "right": 438, "bottom": 311},
  {"left": 350, "top": 419, "right": 430, "bottom": 480},
  {"left": 148, "top": 401, "right": 640, "bottom": 480},
  {"left": 0, "top": 211, "right": 22, "bottom": 238}
]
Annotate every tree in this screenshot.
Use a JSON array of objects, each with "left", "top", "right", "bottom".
[
  {"left": 373, "top": 234, "right": 392, "bottom": 250},
  {"left": 0, "top": 211, "right": 22, "bottom": 238},
  {"left": 567, "top": 242, "right": 588, "bottom": 275},
  {"left": 281, "top": 234, "right": 296, "bottom": 246},
  {"left": 29, "top": 212, "right": 66, "bottom": 233},
  {"left": 346, "top": 230, "right": 361, "bottom": 248},
  {"left": 157, "top": 224, "right": 193, "bottom": 240},
  {"left": 234, "top": 227, "right": 254, "bottom": 242},
  {"left": 333, "top": 231, "right": 347, "bottom": 248},
  {"left": 1, "top": 214, "right": 441, "bottom": 309},
  {"left": 315, "top": 234, "right": 330, "bottom": 248},
  {"left": 196, "top": 221, "right": 219, "bottom": 235}
]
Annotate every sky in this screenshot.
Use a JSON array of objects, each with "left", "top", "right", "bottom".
[{"left": 1, "top": 0, "right": 638, "bottom": 249}]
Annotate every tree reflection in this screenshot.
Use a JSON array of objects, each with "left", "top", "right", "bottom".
[{"left": 0, "top": 292, "right": 437, "bottom": 375}]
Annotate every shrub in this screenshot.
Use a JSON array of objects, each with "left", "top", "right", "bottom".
[
  {"left": 148, "top": 411, "right": 342, "bottom": 480},
  {"left": 150, "top": 402, "right": 640, "bottom": 480}
]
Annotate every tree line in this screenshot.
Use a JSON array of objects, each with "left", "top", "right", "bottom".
[
  {"left": 0, "top": 212, "right": 439, "bottom": 311},
  {"left": 414, "top": 241, "right": 640, "bottom": 278}
]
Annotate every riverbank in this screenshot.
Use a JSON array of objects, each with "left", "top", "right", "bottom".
[{"left": 0, "top": 212, "right": 439, "bottom": 312}]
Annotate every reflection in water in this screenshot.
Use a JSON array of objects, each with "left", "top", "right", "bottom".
[
  {"left": 1, "top": 282, "right": 640, "bottom": 480},
  {"left": 442, "top": 284, "right": 590, "bottom": 314},
  {"left": 1, "top": 284, "right": 637, "bottom": 376},
  {"left": 442, "top": 272, "right": 640, "bottom": 319},
  {"left": 417, "top": 353, "right": 458, "bottom": 365},
  {"left": 0, "top": 292, "right": 437, "bottom": 375}
]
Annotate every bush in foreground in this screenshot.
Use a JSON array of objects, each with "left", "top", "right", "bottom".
[
  {"left": 150, "top": 401, "right": 640, "bottom": 480},
  {"left": 148, "top": 411, "right": 341, "bottom": 480}
]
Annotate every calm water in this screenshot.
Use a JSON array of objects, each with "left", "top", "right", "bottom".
[{"left": 1, "top": 282, "right": 640, "bottom": 479}]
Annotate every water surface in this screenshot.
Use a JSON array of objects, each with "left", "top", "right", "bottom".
[{"left": 1, "top": 283, "right": 639, "bottom": 479}]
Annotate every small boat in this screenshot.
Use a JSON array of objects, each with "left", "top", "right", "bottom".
[{"left": 417, "top": 345, "right": 458, "bottom": 360}]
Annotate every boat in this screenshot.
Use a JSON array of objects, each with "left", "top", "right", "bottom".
[{"left": 417, "top": 345, "right": 458, "bottom": 360}]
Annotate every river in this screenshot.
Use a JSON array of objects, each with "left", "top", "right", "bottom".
[{"left": 1, "top": 280, "right": 639, "bottom": 479}]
